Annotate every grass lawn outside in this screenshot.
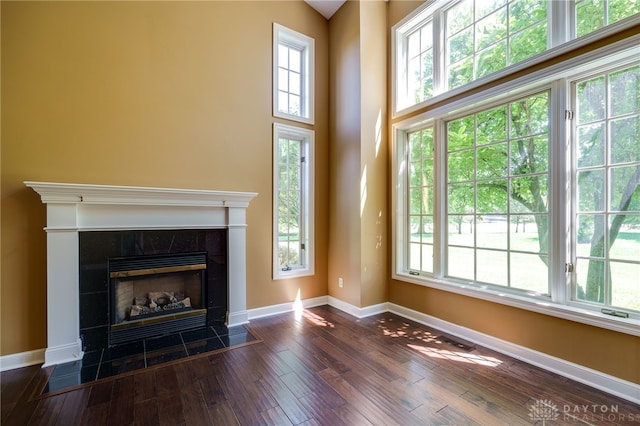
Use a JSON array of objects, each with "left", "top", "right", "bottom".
[{"left": 410, "top": 225, "right": 639, "bottom": 312}]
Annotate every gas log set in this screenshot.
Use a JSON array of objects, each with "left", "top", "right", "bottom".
[{"left": 129, "top": 291, "right": 192, "bottom": 318}]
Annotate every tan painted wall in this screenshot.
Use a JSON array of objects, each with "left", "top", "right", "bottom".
[
  {"left": 328, "top": 0, "right": 362, "bottom": 306},
  {"left": 359, "top": 1, "right": 388, "bottom": 307},
  {"left": 387, "top": 0, "right": 640, "bottom": 385},
  {"left": 1, "top": 0, "right": 329, "bottom": 356},
  {"left": 328, "top": 0, "right": 388, "bottom": 308}
]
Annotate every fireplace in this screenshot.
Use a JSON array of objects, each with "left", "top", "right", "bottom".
[
  {"left": 78, "top": 229, "right": 228, "bottom": 352},
  {"left": 26, "top": 181, "right": 257, "bottom": 367},
  {"left": 108, "top": 252, "right": 207, "bottom": 345}
]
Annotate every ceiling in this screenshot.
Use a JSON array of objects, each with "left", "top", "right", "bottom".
[{"left": 304, "top": 0, "right": 347, "bottom": 19}]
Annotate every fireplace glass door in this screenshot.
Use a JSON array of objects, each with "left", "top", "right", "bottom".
[{"left": 108, "top": 252, "right": 207, "bottom": 345}]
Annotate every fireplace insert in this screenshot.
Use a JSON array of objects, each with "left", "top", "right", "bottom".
[{"left": 108, "top": 252, "right": 207, "bottom": 345}]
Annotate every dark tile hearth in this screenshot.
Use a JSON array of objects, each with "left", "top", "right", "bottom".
[
  {"left": 41, "top": 324, "right": 257, "bottom": 395},
  {"left": 79, "top": 229, "right": 229, "bottom": 355}
]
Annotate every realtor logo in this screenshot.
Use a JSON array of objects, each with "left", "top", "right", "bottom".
[{"left": 529, "top": 399, "right": 560, "bottom": 424}]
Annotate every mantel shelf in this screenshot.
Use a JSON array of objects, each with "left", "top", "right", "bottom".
[{"left": 25, "top": 181, "right": 258, "bottom": 208}]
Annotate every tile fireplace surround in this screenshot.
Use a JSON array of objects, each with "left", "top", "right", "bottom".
[{"left": 25, "top": 181, "right": 257, "bottom": 367}]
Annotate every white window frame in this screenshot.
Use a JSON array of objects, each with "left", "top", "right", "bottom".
[
  {"left": 392, "top": 38, "right": 640, "bottom": 336},
  {"left": 392, "top": 0, "right": 640, "bottom": 118},
  {"left": 273, "top": 123, "right": 315, "bottom": 280},
  {"left": 273, "top": 23, "right": 315, "bottom": 125},
  {"left": 568, "top": 63, "right": 640, "bottom": 314}
]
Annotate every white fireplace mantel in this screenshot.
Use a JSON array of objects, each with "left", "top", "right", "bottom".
[{"left": 25, "top": 181, "right": 257, "bottom": 367}]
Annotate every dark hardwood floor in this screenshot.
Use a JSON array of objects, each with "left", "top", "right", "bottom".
[{"left": 2, "top": 305, "right": 639, "bottom": 425}]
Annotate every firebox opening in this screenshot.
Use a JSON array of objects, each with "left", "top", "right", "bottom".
[{"left": 108, "top": 252, "right": 208, "bottom": 346}]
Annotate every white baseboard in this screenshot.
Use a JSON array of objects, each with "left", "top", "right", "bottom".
[
  {"left": 42, "top": 340, "right": 84, "bottom": 368},
  {"left": 248, "top": 295, "right": 328, "bottom": 320},
  {"left": 387, "top": 302, "right": 640, "bottom": 405},
  {"left": 2, "top": 297, "right": 638, "bottom": 405},
  {"left": 326, "top": 296, "right": 388, "bottom": 318},
  {"left": 0, "top": 349, "right": 45, "bottom": 372},
  {"left": 227, "top": 310, "right": 250, "bottom": 327}
]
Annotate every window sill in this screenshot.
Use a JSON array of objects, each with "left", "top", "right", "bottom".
[
  {"left": 273, "top": 269, "right": 314, "bottom": 281},
  {"left": 393, "top": 272, "right": 640, "bottom": 337},
  {"left": 273, "top": 111, "right": 314, "bottom": 126}
]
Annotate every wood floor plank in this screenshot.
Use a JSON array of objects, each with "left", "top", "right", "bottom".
[
  {"left": 252, "top": 343, "right": 294, "bottom": 377},
  {"left": 330, "top": 402, "right": 376, "bottom": 426},
  {"left": 278, "top": 371, "right": 315, "bottom": 399},
  {"left": 317, "top": 366, "right": 421, "bottom": 425},
  {"left": 0, "top": 365, "right": 40, "bottom": 423},
  {"left": 458, "top": 389, "right": 533, "bottom": 425},
  {"left": 276, "top": 351, "right": 347, "bottom": 408},
  {"left": 396, "top": 377, "right": 449, "bottom": 414},
  {"left": 341, "top": 368, "right": 424, "bottom": 421},
  {"left": 87, "top": 380, "right": 114, "bottom": 407},
  {"left": 2, "top": 306, "right": 638, "bottom": 425},
  {"left": 153, "top": 365, "right": 179, "bottom": 399},
  {"left": 427, "top": 404, "right": 485, "bottom": 426},
  {"left": 297, "top": 391, "right": 351, "bottom": 426},
  {"left": 53, "top": 387, "right": 90, "bottom": 426},
  {"left": 179, "top": 381, "right": 212, "bottom": 425},
  {"left": 216, "top": 362, "right": 269, "bottom": 425},
  {"left": 80, "top": 400, "right": 110, "bottom": 426},
  {"left": 156, "top": 393, "right": 186, "bottom": 426},
  {"left": 284, "top": 339, "right": 333, "bottom": 373},
  {"left": 416, "top": 350, "right": 534, "bottom": 418},
  {"left": 107, "top": 375, "right": 135, "bottom": 425},
  {"left": 205, "top": 397, "right": 239, "bottom": 425},
  {"left": 2, "top": 366, "right": 52, "bottom": 426},
  {"left": 260, "top": 405, "right": 294, "bottom": 425},
  {"left": 133, "top": 369, "right": 156, "bottom": 404},
  {"left": 413, "top": 374, "right": 532, "bottom": 426},
  {"left": 217, "top": 349, "right": 279, "bottom": 415},
  {"left": 198, "top": 374, "right": 227, "bottom": 407},
  {"left": 310, "top": 335, "right": 425, "bottom": 412},
  {"left": 257, "top": 375, "right": 312, "bottom": 424},
  {"left": 362, "top": 347, "right": 428, "bottom": 384},
  {"left": 133, "top": 395, "right": 159, "bottom": 426},
  {"left": 28, "top": 392, "right": 67, "bottom": 426}
]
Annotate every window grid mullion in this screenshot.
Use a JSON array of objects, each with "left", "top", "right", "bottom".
[
  {"left": 548, "top": 80, "right": 568, "bottom": 305},
  {"left": 604, "top": 71, "right": 613, "bottom": 307},
  {"left": 433, "top": 12, "right": 444, "bottom": 98},
  {"left": 433, "top": 120, "right": 443, "bottom": 279},
  {"left": 299, "top": 146, "right": 305, "bottom": 257}
]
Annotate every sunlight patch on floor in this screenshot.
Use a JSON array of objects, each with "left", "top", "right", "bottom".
[
  {"left": 303, "top": 310, "right": 335, "bottom": 327},
  {"left": 294, "top": 289, "right": 304, "bottom": 321},
  {"left": 408, "top": 344, "right": 502, "bottom": 367},
  {"left": 376, "top": 317, "right": 501, "bottom": 367},
  {"left": 377, "top": 319, "right": 439, "bottom": 343}
]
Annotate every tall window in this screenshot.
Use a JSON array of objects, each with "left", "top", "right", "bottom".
[
  {"left": 273, "top": 23, "right": 314, "bottom": 124},
  {"left": 273, "top": 123, "right": 314, "bottom": 279},
  {"left": 408, "top": 128, "right": 435, "bottom": 274},
  {"left": 572, "top": 64, "right": 640, "bottom": 312},
  {"left": 446, "top": 93, "right": 550, "bottom": 294},
  {"left": 394, "top": 50, "right": 640, "bottom": 328},
  {"left": 394, "top": 0, "right": 640, "bottom": 114}
]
